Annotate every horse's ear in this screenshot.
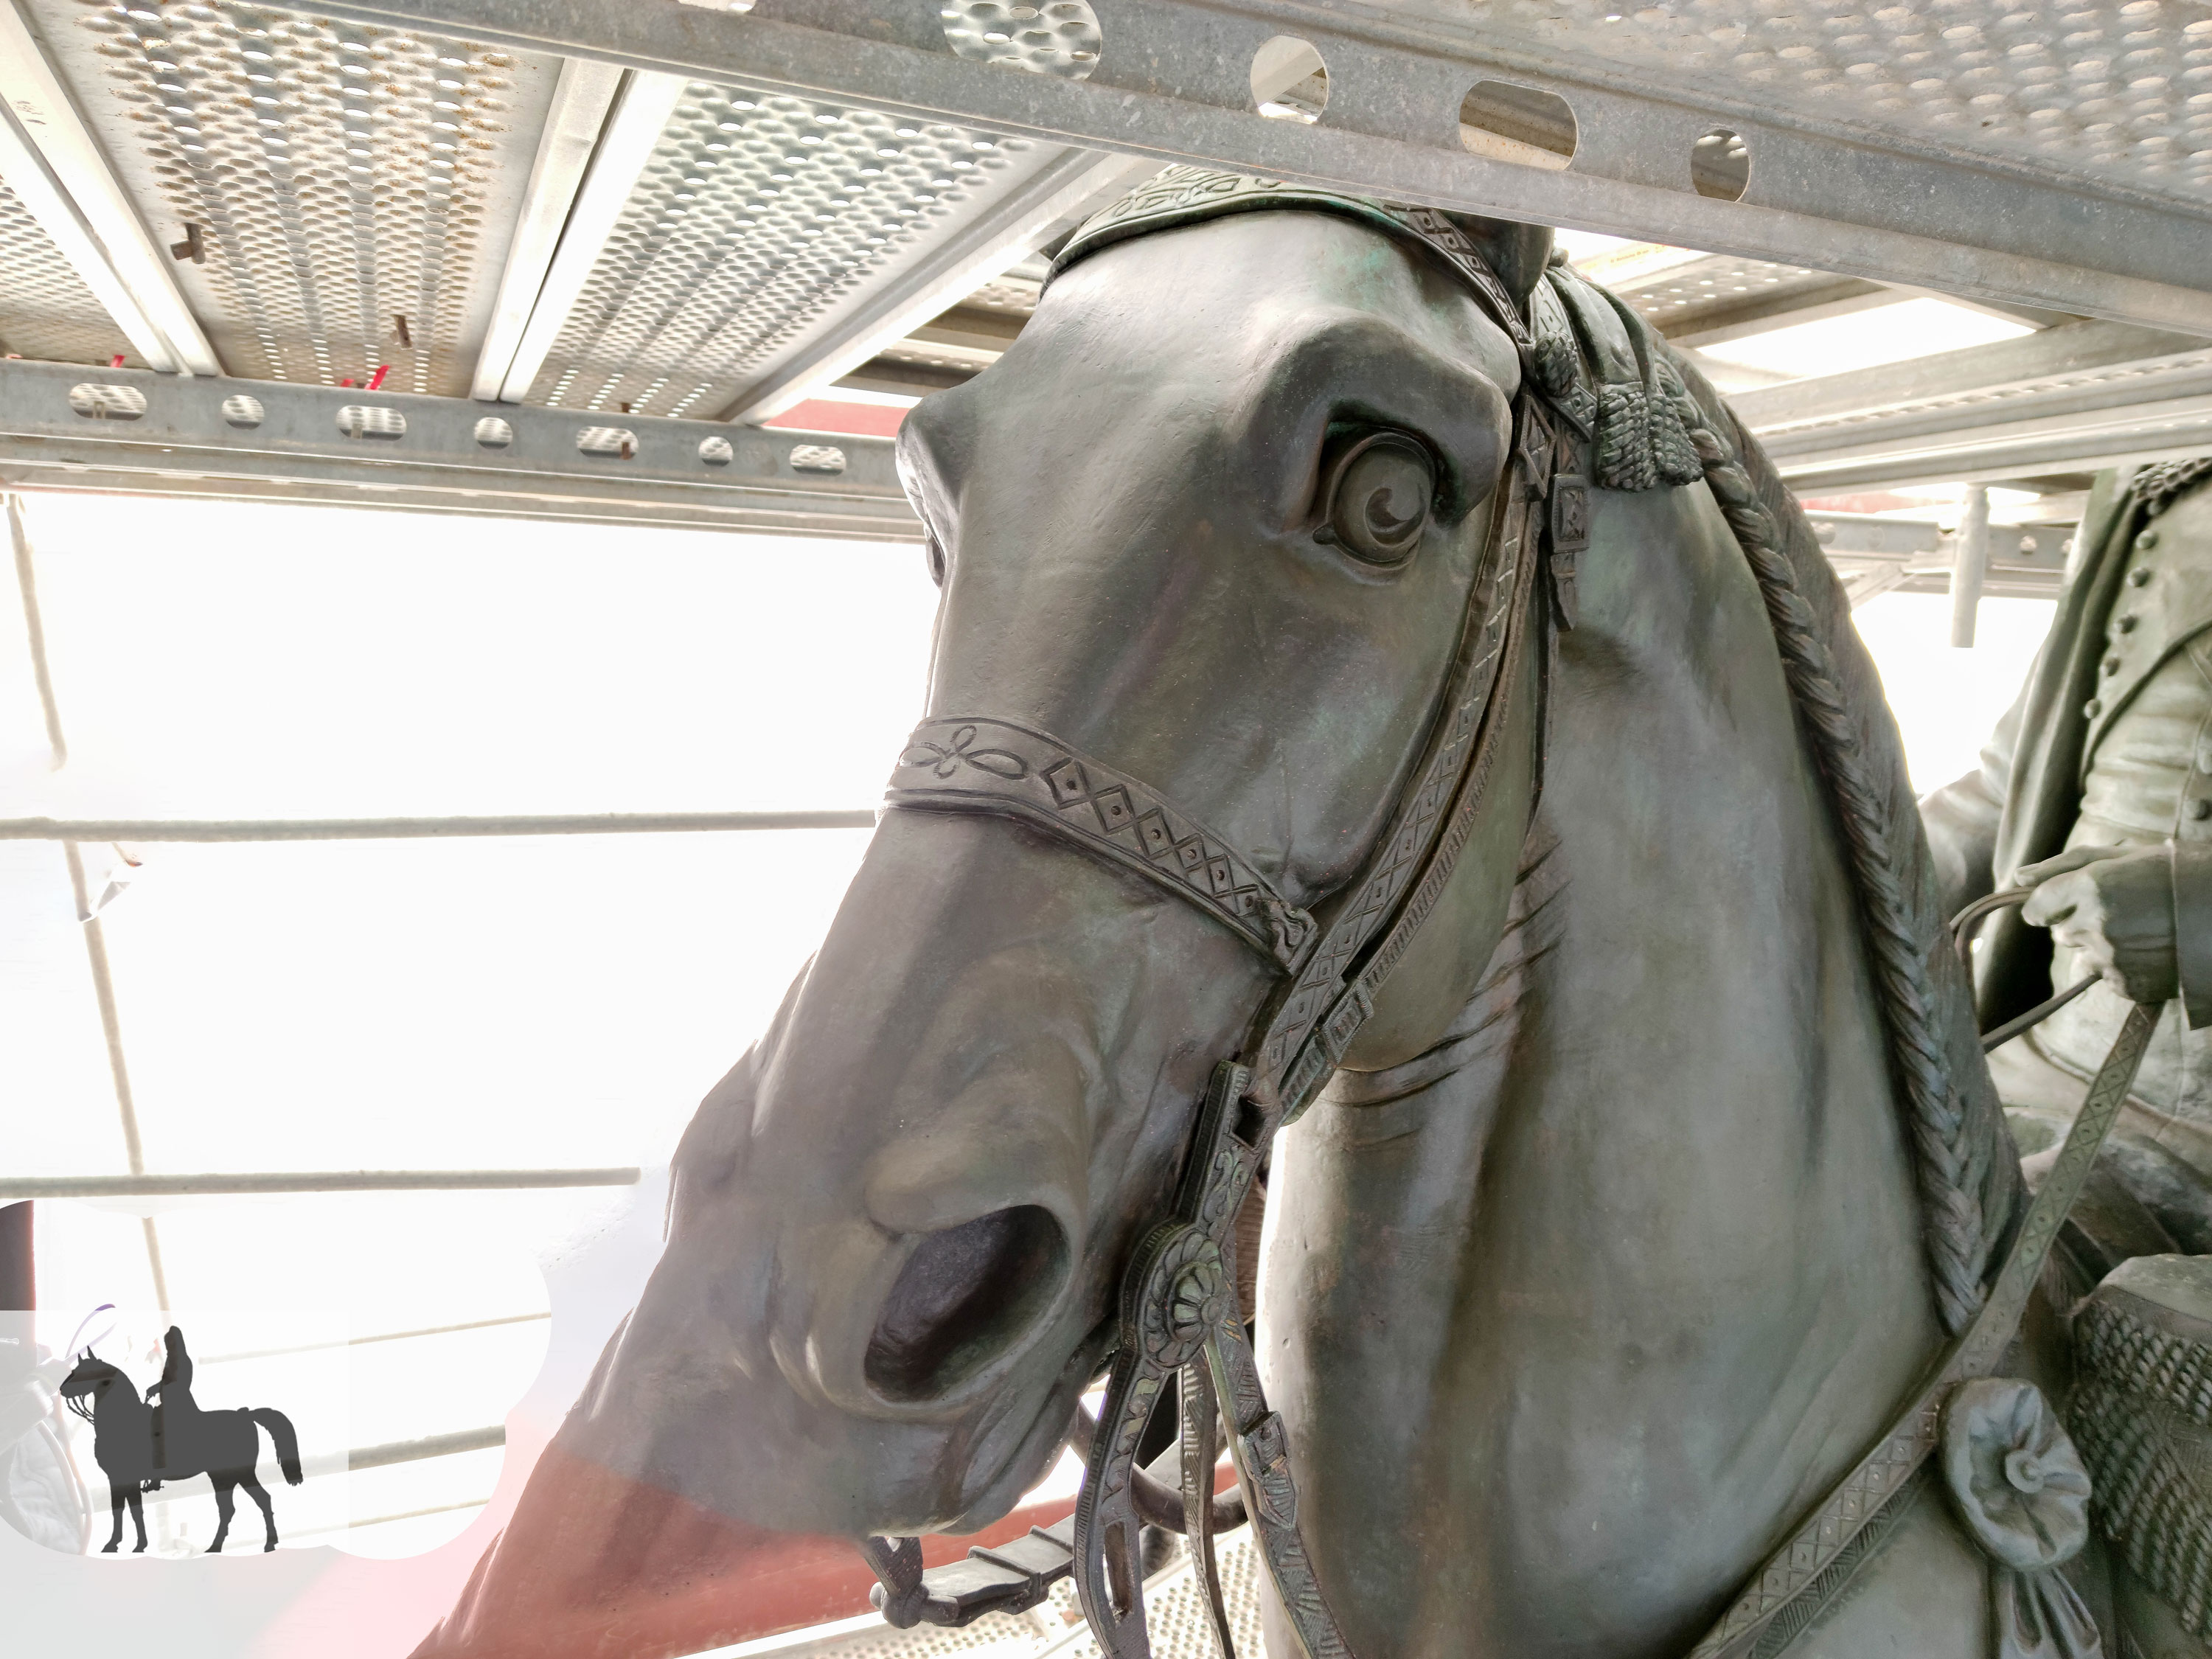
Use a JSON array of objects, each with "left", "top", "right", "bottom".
[{"left": 1444, "top": 215, "right": 1555, "bottom": 311}]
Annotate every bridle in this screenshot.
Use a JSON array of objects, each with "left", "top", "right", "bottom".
[
  {"left": 860, "top": 170, "right": 1594, "bottom": 1659},
  {"left": 852, "top": 169, "right": 2157, "bottom": 1659},
  {"left": 844, "top": 166, "right": 2170, "bottom": 1659}
]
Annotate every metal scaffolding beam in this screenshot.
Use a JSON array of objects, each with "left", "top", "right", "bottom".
[
  {"left": 0, "top": 810, "right": 877, "bottom": 841},
  {"left": 0, "top": 359, "right": 922, "bottom": 539},
  {"left": 491, "top": 69, "right": 692, "bottom": 404},
  {"left": 200, "top": 1312, "right": 550, "bottom": 1366},
  {"left": 1733, "top": 321, "right": 2212, "bottom": 434},
  {"left": 0, "top": 1169, "right": 641, "bottom": 1200},
  {"left": 294, "top": 0, "right": 2212, "bottom": 333},
  {"left": 1726, "top": 321, "right": 2212, "bottom": 494},
  {"left": 0, "top": 97, "right": 177, "bottom": 372},
  {"left": 469, "top": 57, "right": 628, "bottom": 402},
  {"left": 1764, "top": 389, "right": 2212, "bottom": 495},
  {"left": 722, "top": 147, "right": 1145, "bottom": 424}
]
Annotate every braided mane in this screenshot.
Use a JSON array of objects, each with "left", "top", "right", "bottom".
[{"left": 1660, "top": 353, "right": 2021, "bottom": 1335}]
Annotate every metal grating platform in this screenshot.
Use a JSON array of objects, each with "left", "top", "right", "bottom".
[
  {"left": 761, "top": 1531, "right": 1269, "bottom": 1659},
  {"left": 27, "top": 0, "right": 566, "bottom": 392},
  {"left": 515, "top": 86, "right": 1059, "bottom": 420},
  {"left": 289, "top": 0, "right": 2212, "bottom": 327},
  {"left": 1, "top": 0, "right": 2209, "bottom": 546},
  {"left": 0, "top": 172, "right": 128, "bottom": 363}
]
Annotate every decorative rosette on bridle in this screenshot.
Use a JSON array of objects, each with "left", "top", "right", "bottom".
[{"left": 1938, "top": 1378, "right": 2100, "bottom": 1659}]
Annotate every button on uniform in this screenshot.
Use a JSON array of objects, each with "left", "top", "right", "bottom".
[
  {"left": 2129, "top": 568, "right": 2154, "bottom": 588},
  {"left": 2183, "top": 708, "right": 2212, "bottom": 828}
]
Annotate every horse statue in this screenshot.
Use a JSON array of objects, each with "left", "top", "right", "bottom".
[
  {"left": 59, "top": 1327, "right": 302, "bottom": 1554},
  {"left": 420, "top": 170, "right": 2199, "bottom": 1658}
]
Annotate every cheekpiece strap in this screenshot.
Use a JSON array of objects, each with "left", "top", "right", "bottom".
[
  {"left": 1246, "top": 394, "right": 1552, "bottom": 1126},
  {"left": 883, "top": 716, "right": 1318, "bottom": 973}
]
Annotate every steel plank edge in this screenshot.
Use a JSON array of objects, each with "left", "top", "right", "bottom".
[{"left": 285, "top": 0, "right": 2212, "bottom": 331}]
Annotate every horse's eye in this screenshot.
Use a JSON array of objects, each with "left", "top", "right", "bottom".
[{"left": 1321, "top": 434, "right": 1433, "bottom": 566}]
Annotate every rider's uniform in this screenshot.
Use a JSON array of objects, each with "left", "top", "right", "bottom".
[
  {"left": 1922, "top": 463, "right": 2212, "bottom": 1206},
  {"left": 149, "top": 1327, "right": 195, "bottom": 1481},
  {"left": 1921, "top": 462, "right": 2212, "bottom": 1654}
]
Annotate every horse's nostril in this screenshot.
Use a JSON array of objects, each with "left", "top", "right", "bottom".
[{"left": 864, "top": 1205, "right": 1068, "bottom": 1402}]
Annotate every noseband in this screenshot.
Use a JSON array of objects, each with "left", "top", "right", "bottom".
[{"left": 863, "top": 170, "right": 1595, "bottom": 1659}]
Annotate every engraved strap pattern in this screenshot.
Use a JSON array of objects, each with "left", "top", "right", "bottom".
[
  {"left": 1380, "top": 205, "right": 1534, "bottom": 355},
  {"left": 1053, "top": 167, "right": 1536, "bottom": 374},
  {"left": 1206, "top": 1322, "right": 1352, "bottom": 1659},
  {"left": 1255, "top": 408, "right": 1547, "bottom": 1121},
  {"left": 884, "top": 717, "right": 1318, "bottom": 972},
  {"left": 1688, "top": 999, "right": 2160, "bottom": 1659}
]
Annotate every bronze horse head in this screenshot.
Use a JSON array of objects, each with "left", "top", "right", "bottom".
[{"left": 449, "top": 174, "right": 2039, "bottom": 1658}]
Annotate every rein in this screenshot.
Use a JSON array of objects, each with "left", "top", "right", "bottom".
[
  {"left": 1952, "top": 887, "right": 2100, "bottom": 1051},
  {"left": 1689, "top": 940, "right": 2154, "bottom": 1658}
]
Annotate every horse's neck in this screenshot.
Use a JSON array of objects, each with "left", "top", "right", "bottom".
[
  {"left": 1509, "top": 478, "right": 1942, "bottom": 1359},
  {"left": 1266, "top": 484, "right": 1947, "bottom": 1654},
  {"left": 98, "top": 1388, "right": 145, "bottom": 1428}
]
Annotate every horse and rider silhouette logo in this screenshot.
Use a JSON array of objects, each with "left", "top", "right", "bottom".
[{"left": 59, "top": 1324, "right": 302, "bottom": 1554}]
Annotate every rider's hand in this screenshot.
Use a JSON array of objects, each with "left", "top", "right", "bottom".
[{"left": 2017, "top": 844, "right": 2180, "bottom": 1005}]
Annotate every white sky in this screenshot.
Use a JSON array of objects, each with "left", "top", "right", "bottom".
[
  {"left": 1693, "top": 296, "right": 2035, "bottom": 380},
  {"left": 1, "top": 495, "right": 936, "bottom": 1560}
]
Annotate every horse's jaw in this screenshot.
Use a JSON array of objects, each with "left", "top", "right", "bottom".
[{"left": 555, "top": 807, "right": 1273, "bottom": 1536}]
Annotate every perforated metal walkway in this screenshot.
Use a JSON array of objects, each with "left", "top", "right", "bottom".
[{"left": 1, "top": 0, "right": 2208, "bottom": 532}]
